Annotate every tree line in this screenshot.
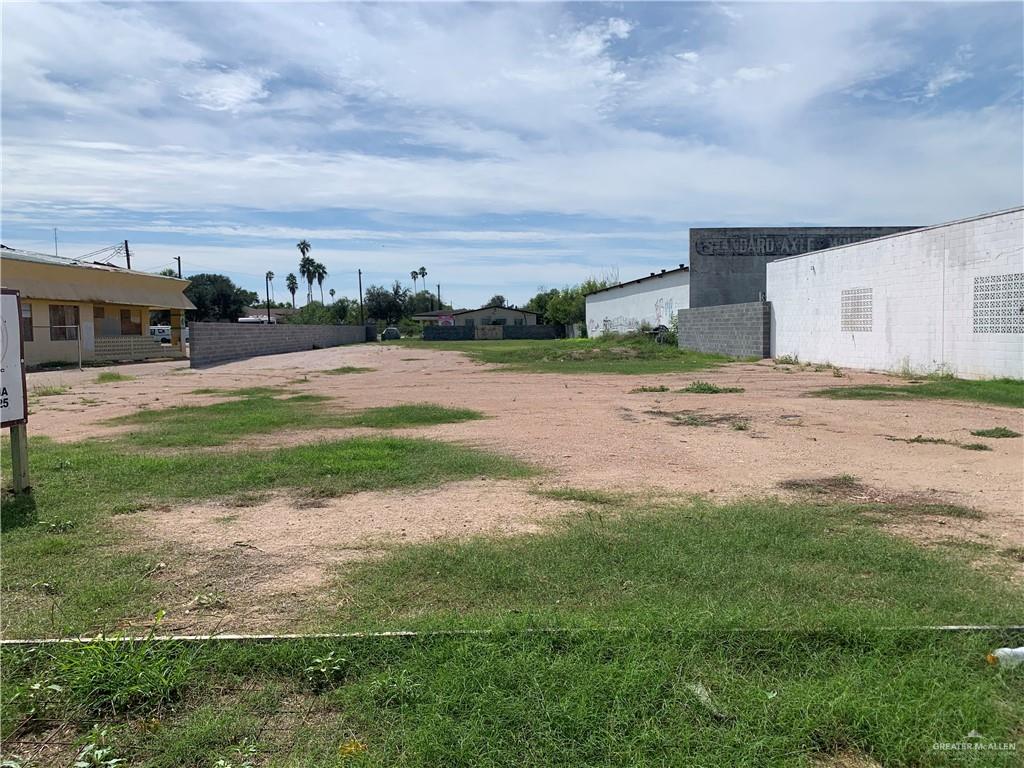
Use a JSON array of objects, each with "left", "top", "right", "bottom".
[{"left": 181, "top": 238, "right": 610, "bottom": 330}]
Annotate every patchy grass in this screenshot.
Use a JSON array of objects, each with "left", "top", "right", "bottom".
[
  {"left": 646, "top": 408, "right": 744, "bottom": 428},
  {"left": 886, "top": 434, "right": 993, "bottom": 452},
  {"left": 678, "top": 380, "right": 745, "bottom": 394},
  {"left": 971, "top": 426, "right": 1021, "bottom": 438},
  {"left": 394, "top": 336, "right": 735, "bottom": 374},
  {"left": 327, "top": 497, "right": 1018, "bottom": 631},
  {"left": 108, "top": 390, "right": 485, "bottom": 447},
  {"left": 30, "top": 384, "right": 70, "bottom": 397},
  {"left": 778, "top": 475, "right": 982, "bottom": 519},
  {"left": 323, "top": 366, "right": 375, "bottom": 375},
  {"left": 0, "top": 436, "right": 531, "bottom": 638},
  {"left": 95, "top": 372, "right": 135, "bottom": 384},
  {"left": 628, "top": 385, "right": 670, "bottom": 393},
  {"left": 534, "top": 487, "right": 625, "bottom": 506},
  {"left": 336, "top": 404, "right": 484, "bottom": 429},
  {"left": 810, "top": 377, "right": 1024, "bottom": 408},
  {"left": 2, "top": 629, "right": 1022, "bottom": 767}
]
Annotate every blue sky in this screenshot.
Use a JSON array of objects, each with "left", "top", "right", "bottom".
[{"left": 2, "top": 1, "right": 1022, "bottom": 308}]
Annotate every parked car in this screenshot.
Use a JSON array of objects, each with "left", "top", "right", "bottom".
[
  {"left": 148, "top": 325, "right": 189, "bottom": 343},
  {"left": 382, "top": 326, "right": 401, "bottom": 340}
]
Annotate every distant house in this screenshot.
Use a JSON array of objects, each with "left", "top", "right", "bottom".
[
  {"left": 0, "top": 245, "right": 194, "bottom": 366},
  {"left": 412, "top": 305, "right": 540, "bottom": 327}
]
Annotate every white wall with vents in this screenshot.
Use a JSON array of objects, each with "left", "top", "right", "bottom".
[{"left": 767, "top": 208, "right": 1023, "bottom": 379}]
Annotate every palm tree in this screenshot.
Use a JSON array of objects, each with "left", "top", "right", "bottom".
[
  {"left": 298, "top": 255, "right": 315, "bottom": 304},
  {"left": 314, "top": 261, "right": 328, "bottom": 303},
  {"left": 418, "top": 266, "right": 429, "bottom": 308},
  {"left": 329, "top": 288, "right": 336, "bottom": 301},
  {"left": 410, "top": 270, "right": 419, "bottom": 293},
  {"left": 297, "top": 240, "right": 313, "bottom": 304},
  {"left": 286, "top": 273, "right": 298, "bottom": 308}
]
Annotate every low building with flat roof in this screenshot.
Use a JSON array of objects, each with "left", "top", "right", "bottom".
[{"left": 0, "top": 245, "right": 194, "bottom": 366}]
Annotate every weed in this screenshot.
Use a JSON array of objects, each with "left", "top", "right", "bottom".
[
  {"left": 629, "top": 385, "right": 670, "bottom": 393},
  {"left": 970, "top": 426, "right": 1021, "bottom": 438},
  {"left": 886, "top": 435, "right": 992, "bottom": 452},
  {"left": 190, "top": 591, "right": 229, "bottom": 610},
  {"left": 324, "top": 366, "right": 374, "bottom": 375},
  {"left": 678, "top": 381, "right": 744, "bottom": 394},
  {"left": 38, "top": 519, "right": 75, "bottom": 534},
  {"left": 95, "top": 372, "right": 134, "bottom": 384},
  {"left": 55, "top": 631, "right": 195, "bottom": 715},
  {"left": 366, "top": 669, "right": 423, "bottom": 708},
  {"left": 31, "top": 385, "right": 70, "bottom": 397},
  {"left": 212, "top": 741, "right": 258, "bottom": 768},
  {"left": 774, "top": 355, "right": 799, "bottom": 365},
  {"left": 73, "top": 727, "right": 122, "bottom": 767},
  {"left": 305, "top": 651, "right": 346, "bottom": 691},
  {"left": 730, "top": 420, "right": 750, "bottom": 431}
]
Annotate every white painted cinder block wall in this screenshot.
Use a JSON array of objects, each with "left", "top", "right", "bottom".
[
  {"left": 586, "top": 270, "right": 690, "bottom": 336},
  {"left": 767, "top": 208, "right": 1024, "bottom": 379}
]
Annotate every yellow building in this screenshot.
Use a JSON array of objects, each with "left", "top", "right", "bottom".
[{"left": 0, "top": 245, "right": 194, "bottom": 366}]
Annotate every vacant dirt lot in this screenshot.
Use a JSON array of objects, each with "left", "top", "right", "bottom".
[{"left": 26, "top": 344, "right": 1023, "bottom": 628}]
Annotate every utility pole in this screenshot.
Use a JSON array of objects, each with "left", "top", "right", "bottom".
[
  {"left": 174, "top": 256, "right": 182, "bottom": 279},
  {"left": 53, "top": 228, "right": 58, "bottom": 257},
  {"left": 265, "top": 272, "right": 273, "bottom": 325},
  {"left": 358, "top": 269, "right": 365, "bottom": 325},
  {"left": 123, "top": 240, "right": 132, "bottom": 270},
  {"left": 437, "top": 283, "right": 441, "bottom": 310}
]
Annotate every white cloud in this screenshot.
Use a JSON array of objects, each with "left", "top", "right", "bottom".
[{"left": 179, "top": 69, "right": 272, "bottom": 112}]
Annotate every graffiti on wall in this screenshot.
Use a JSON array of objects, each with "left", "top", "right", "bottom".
[{"left": 588, "top": 296, "right": 677, "bottom": 335}]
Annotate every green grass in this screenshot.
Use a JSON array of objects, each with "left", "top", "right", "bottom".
[
  {"left": 108, "top": 390, "right": 485, "bottom": 447},
  {"left": 96, "top": 371, "right": 135, "bottom": 383},
  {"left": 30, "top": 384, "right": 70, "bottom": 397},
  {"left": 628, "top": 385, "right": 670, "bottom": 393},
  {"left": 971, "top": 426, "right": 1021, "bottom": 438},
  {"left": 324, "top": 498, "right": 1020, "bottom": 632},
  {"left": 0, "top": 436, "right": 531, "bottom": 638},
  {"left": 323, "top": 366, "right": 375, "bottom": 375},
  {"left": 2, "top": 629, "right": 1021, "bottom": 767},
  {"left": 678, "top": 380, "right": 745, "bottom": 394},
  {"left": 394, "top": 336, "right": 735, "bottom": 374},
  {"left": 337, "top": 404, "right": 483, "bottom": 429},
  {"left": 811, "top": 377, "right": 1024, "bottom": 408}
]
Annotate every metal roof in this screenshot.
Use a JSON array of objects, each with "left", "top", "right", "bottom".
[
  {"left": 585, "top": 264, "right": 689, "bottom": 297},
  {"left": 1, "top": 245, "right": 195, "bottom": 310}
]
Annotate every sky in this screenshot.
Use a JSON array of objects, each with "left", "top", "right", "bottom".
[{"left": 2, "top": 1, "right": 1022, "bottom": 309}]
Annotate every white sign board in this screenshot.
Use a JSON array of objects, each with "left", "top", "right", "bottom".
[{"left": 1, "top": 290, "right": 28, "bottom": 427}]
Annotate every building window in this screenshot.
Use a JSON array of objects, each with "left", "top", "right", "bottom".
[
  {"left": 21, "top": 303, "right": 33, "bottom": 342},
  {"left": 120, "top": 308, "right": 142, "bottom": 335},
  {"left": 973, "top": 273, "right": 1024, "bottom": 334},
  {"left": 94, "top": 306, "right": 105, "bottom": 320},
  {"left": 49, "top": 304, "right": 80, "bottom": 341}
]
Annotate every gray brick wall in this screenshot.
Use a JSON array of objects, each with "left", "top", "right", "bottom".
[
  {"left": 190, "top": 323, "right": 366, "bottom": 367},
  {"left": 422, "top": 325, "right": 558, "bottom": 341},
  {"left": 677, "top": 301, "right": 771, "bottom": 358},
  {"left": 423, "top": 325, "right": 474, "bottom": 341}
]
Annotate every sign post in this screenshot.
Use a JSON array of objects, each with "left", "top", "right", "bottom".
[{"left": 1, "top": 289, "right": 30, "bottom": 492}]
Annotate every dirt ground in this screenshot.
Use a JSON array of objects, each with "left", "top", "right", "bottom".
[{"left": 25, "top": 344, "right": 1024, "bottom": 630}]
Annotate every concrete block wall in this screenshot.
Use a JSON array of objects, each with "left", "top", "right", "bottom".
[
  {"left": 502, "top": 325, "right": 558, "bottom": 340},
  {"left": 423, "top": 325, "right": 474, "bottom": 341},
  {"left": 767, "top": 208, "right": 1024, "bottom": 379},
  {"left": 677, "top": 302, "right": 771, "bottom": 358},
  {"left": 190, "top": 323, "right": 366, "bottom": 367}
]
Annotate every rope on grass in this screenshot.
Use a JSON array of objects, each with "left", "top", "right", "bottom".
[{"left": 3, "top": 625, "right": 1022, "bottom": 646}]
